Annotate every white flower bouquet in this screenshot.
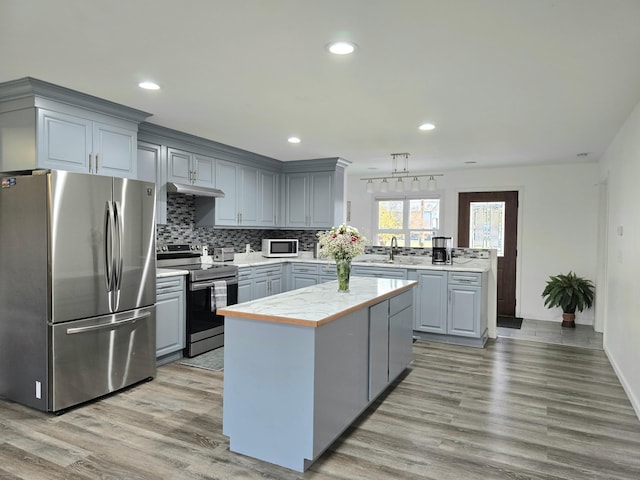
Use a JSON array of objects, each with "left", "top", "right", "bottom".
[{"left": 316, "top": 224, "right": 366, "bottom": 261}]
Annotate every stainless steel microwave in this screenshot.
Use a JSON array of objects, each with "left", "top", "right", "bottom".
[{"left": 261, "top": 239, "right": 299, "bottom": 257}]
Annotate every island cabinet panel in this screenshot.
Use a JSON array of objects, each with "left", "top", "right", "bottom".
[
  {"left": 368, "top": 300, "right": 390, "bottom": 400},
  {"left": 223, "top": 309, "right": 369, "bottom": 472},
  {"left": 221, "top": 278, "right": 416, "bottom": 472}
]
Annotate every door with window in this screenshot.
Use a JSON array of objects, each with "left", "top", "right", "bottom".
[{"left": 458, "top": 191, "right": 518, "bottom": 317}]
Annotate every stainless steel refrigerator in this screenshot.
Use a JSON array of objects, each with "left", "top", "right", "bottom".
[{"left": 0, "top": 170, "right": 156, "bottom": 412}]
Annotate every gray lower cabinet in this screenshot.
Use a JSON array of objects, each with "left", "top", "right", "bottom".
[
  {"left": 409, "top": 270, "right": 447, "bottom": 333},
  {"left": 252, "top": 264, "right": 283, "bottom": 300},
  {"left": 238, "top": 267, "right": 252, "bottom": 304},
  {"left": 290, "top": 263, "right": 320, "bottom": 290},
  {"left": 352, "top": 265, "right": 407, "bottom": 279},
  {"left": 156, "top": 275, "right": 186, "bottom": 364},
  {"left": 368, "top": 289, "right": 413, "bottom": 401},
  {"left": 448, "top": 271, "right": 486, "bottom": 340},
  {"left": 411, "top": 269, "right": 488, "bottom": 347}
]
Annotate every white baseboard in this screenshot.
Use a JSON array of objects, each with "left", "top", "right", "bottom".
[{"left": 604, "top": 344, "right": 640, "bottom": 421}]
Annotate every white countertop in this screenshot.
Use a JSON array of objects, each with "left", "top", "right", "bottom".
[
  {"left": 217, "top": 277, "right": 417, "bottom": 327},
  {"left": 229, "top": 252, "right": 490, "bottom": 272},
  {"left": 156, "top": 252, "right": 490, "bottom": 278}
]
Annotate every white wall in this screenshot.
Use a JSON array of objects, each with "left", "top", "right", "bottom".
[
  {"left": 598, "top": 98, "right": 640, "bottom": 418},
  {"left": 347, "top": 162, "right": 599, "bottom": 324}
]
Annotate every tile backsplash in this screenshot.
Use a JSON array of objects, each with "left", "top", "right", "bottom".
[
  {"left": 157, "top": 193, "right": 490, "bottom": 259},
  {"left": 156, "top": 193, "right": 320, "bottom": 251}
]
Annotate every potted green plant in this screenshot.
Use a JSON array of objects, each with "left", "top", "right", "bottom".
[{"left": 542, "top": 271, "right": 595, "bottom": 328}]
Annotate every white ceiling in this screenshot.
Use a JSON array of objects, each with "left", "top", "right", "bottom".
[{"left": 2, "top": 0, "right": 640, "bottom": 176}]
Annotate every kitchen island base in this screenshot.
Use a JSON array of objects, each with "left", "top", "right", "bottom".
[{"left": 220, "top": 278, "right": 415, "bottom": 472}]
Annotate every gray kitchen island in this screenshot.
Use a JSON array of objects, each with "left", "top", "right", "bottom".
[{"left": 217, "top": 277, "right": 417, "bottom": 472}]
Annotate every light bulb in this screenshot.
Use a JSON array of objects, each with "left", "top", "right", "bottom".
[
  {"left": 380, "top": 178, "right": 388, "bottom": 193},
  {"left": 395, "top": 177, "right": 404, "bottom": 192},
  {"left": 365, "top": 179, "right": 374, "bottom": 193},
  {"left": 427, "top": 175, "right": 437, "bottom": 191},
  {"left": 411, "top": 177, "right": 420, "bottom": 191}
]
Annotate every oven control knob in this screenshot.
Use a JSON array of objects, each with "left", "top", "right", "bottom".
[
  {"left": 161, "top": 246, "right": 168, "bottom": 251},
  {"left": 193, "top": 245, "right": 199, "bottom": 251}
]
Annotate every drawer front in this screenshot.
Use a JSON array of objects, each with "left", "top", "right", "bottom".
[
  {"left": 448, "top": 271, "right": 482, "bottom": 286},
  {"left": 156, "top": 276, "right": 184, "bottom": 293},
  {"left": 253, "top": 263, "right": 283, "bottom": 277},
  {"left": 352, "top": 266, "right": 406, "bottom": 279},
  {"left": 291, "top": 263, "right": 319, "bottom": 274},
  {"left": 389, "top": 290, "right": 413, "bottom": 316},
  {"left": 238, "top": 267, "right": 252, "bottom": 281}
]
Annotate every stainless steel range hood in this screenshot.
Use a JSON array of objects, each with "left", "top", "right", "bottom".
[{"left": 167, "top": 182, "right": 225, "bottom": 197}]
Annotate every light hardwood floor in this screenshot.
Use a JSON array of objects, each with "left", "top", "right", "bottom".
[{"left": 1, "top": 338, "right": 639, "bottom": 479}]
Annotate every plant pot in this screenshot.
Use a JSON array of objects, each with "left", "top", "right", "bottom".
[{"left": 562, "top": 312, "right": 576, "bottom": 328}]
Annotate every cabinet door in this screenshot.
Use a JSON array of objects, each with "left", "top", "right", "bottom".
[
  {"left": 389, "top": 306, "right": 413, "bottom": 380},
  {"left": 448, "top": 285, "right": 481, "bottom": 337},
  {"left": 309, "top": 172, "right": 333, "bottom": 227},
  {"left": 137, "top": 141, "right": 167, "bottom": 224},
  {"left": 238, "top": 166, "right": 259, "bottom": 225},
  {"left": 368, "top": 300, "right": 389, "bottom": 401},
  {"left": 238, "top": 280, "right": 252, "bottom": 304},
  {"left": 156, "top": 290, "right": 185, "bottom": 358},
  {"left": 215, "top": 160, "right": 239, "bottom": 225},
  {"left": 414, "top": 271, "right": 447, "bottom": 333},
  {"left": 93, "top": 121, "right": 136, "bottom": 178},
  {"left": 285, "top": 173, "right": 309, "bottom": 227},
  {"left": 38, "top": 109, "right": 92, "bottom": 173},
  {"left": 269, "top": 276, "right": 283, "bottom": 296},
  {"left": 193, "top": 153, "right": 215, "bottom": 188},
  {"left": 253, "top": 277, "right": 269, "bottom": 300},
  {"left": 167, "top": 148, "right": 192, "bottom": 183},
  {"left": 258, "top": 170, "right": 278, "bottom": 226},
  {"left": 291, "top": 274, "right": 318, "bottom": 291}
]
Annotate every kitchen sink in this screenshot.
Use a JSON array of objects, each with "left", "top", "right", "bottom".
[{"left": 355, "top": 256, "right": 425, "bottom": 266}]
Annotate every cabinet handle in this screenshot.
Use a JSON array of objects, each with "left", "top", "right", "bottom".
[
  {"left": 89, "top": 154, "right": 93, "bottom": 173},
  {"left": 239, "top": 213, "right": 243, "bottom": 224},
  {"left": 95, "top": 154, "right": 99, "bottom": 173}
]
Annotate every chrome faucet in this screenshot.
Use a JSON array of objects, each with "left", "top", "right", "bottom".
[{"left": 389, "top": 236, "right": 398, "bottom": 261}]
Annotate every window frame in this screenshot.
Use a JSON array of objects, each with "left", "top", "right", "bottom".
[{"left": 372, "top": 193, "right": 443, "bottom": 247}]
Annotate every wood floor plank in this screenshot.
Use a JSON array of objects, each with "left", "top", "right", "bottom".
[{"left": 1, "top": 337, "right": 639, "bottom": 479}]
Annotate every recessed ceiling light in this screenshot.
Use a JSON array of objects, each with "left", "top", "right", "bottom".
[
  {"left": 138, "top": 81, "right": 160, "bottom": 90},
  {"left": 418, "top": 123, "right": 436, "bottom": 131},
  {"left": 288, "top": 136, "right": 301, "bottom": 144},
  {"left": 327, "top": 41, "right": 357, "bottom": 55}
]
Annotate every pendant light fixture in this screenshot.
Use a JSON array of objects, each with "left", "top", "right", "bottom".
[{"left": 360, "top": 153, "right": 443, "bottom": 193}]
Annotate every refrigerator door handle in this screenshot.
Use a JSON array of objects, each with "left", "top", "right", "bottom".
[
  {"left": 113, "top": 201, "right": 124, "bottom": 311},
  {"left": 104, "top": 200, "right": 117, "bottom": 312},
  {"left": 65, "top": 311, "right": 152, "bottom": 335}
]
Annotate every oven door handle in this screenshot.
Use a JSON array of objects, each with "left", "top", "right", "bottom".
[{"left": 190, "top": 278, "right": 239, "bottom": 291}]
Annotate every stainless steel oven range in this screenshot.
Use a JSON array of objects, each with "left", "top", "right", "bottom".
[{"left": 157, "top": 244, "right": 238, "bottom": 357}]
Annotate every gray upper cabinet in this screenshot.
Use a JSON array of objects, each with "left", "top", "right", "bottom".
[
  {"left": 215, "top": 160, "right": 260, "bottom": 226},
  {"left": 0, "top": 78, "right": 150, "bottom": 178},
  {"left": 167, "top": 147, "right": 215, "bottom": 188},
  {"left": 258, "top": 169, "right": 278, "bottom": 227},
  {"left": 283, "top": 159, "right": 350, "bottom": 229},
  {"left": 137, "top": 141, "right": 167, "bottom": 224},
  {"left": 285, "top": 172, "right": 333, "bottom": 228}
]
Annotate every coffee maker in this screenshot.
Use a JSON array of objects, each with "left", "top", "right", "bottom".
[{"left": 432, "top": 236, "right": 452, "bottom": 265}]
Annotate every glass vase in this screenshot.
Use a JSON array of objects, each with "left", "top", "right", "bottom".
[{"left": 336, "top": 258, "right": 351, "bottom": 292}]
